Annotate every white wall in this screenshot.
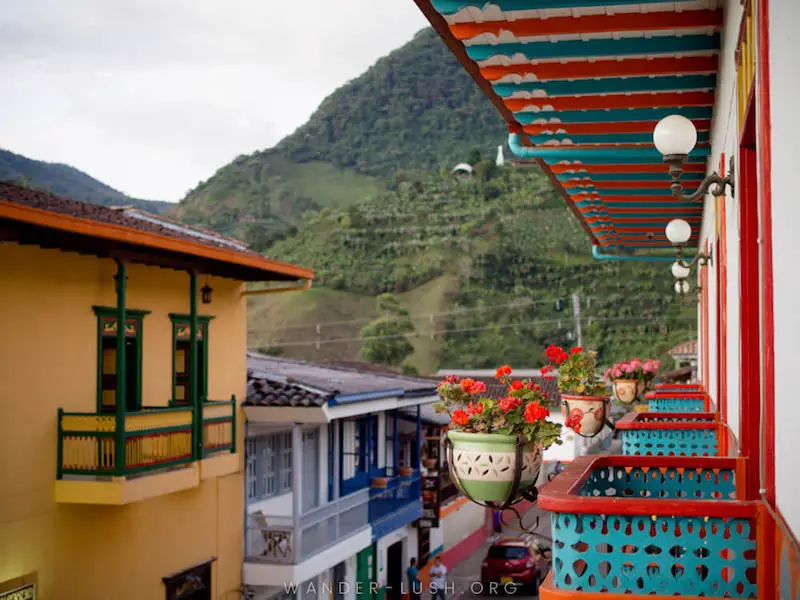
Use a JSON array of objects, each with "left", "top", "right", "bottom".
[
  {"left": 442, "top": 501, "right": 485, "bottom": 551},
  {"left": 769, "top": 0, "right": 800, "bottom": 537},
  {"left": 699, "top": 0, "right": 745, "bottom": 438},
  {"left": 375, "top": 526, "right": 411, "bottom": 591}
]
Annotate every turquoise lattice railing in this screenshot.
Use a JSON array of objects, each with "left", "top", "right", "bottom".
[
  {"left": 539, "top": 456, "right": 758, "bottom": 599},
  {"left": 649, "top": 396, "right": 706, "bottom": 413},
  {"left": 616, "top": 412, "right": 722, "bottom": 457}
]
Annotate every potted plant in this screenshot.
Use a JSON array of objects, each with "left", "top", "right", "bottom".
[
  {"left": 399, "top": 466, "right": 414, "bottom": 477},
  {"left": 423, "top": 458, "right": 437, "bottom": 470},
  {"left": 642, "top": 358, "right": 661, "bottom": 392},
  {"left": 433, "top": 368, "right": 562, "bottom": 504},
  {"left": 543, "top": 345, "right": 608, "bottom": 437},
  {"left": 605, "top": 361, "right": 639, "bottom": 405},
  {"left": 371, "top": 477, "right": 388, "bottom": 489}
]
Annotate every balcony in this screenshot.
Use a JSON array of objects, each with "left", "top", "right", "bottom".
[
  {"left": 615, "top": 412, "right": 724, "bottom": 457},
  {"left": 54, "top": 399, "right": 236, "bottom": 504},
  {"left": 369, "top": 473, "right": 423, "bottom": 540},
  {"left": 244, "top": 488, "right": 372, "bottom": 586},
  {"left": 538, "top": 455, "right": 761, "bottom": 599}
]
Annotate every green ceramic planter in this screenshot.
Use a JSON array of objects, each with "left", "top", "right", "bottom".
[{"left": 447, "top": 430, "right": 542, "bottom": 503}]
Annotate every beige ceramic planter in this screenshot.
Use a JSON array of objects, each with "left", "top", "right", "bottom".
[
  {"left": 561, "top": 394, "right": 608, "bottom": 437},
  {"left": 613, "top": 379, "right": 639, "bottom": 405}
]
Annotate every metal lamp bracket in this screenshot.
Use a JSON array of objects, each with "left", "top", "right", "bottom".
[{"left": 665, "top": 154, "right": 735, "bottom": 201}]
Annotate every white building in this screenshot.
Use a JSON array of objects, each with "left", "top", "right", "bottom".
[{"left": 241, "top": 354, "right": 437, "bottom": 600}]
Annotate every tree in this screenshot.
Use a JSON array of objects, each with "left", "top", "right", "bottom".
[{"left": 359, "top": 293, "right": 416, "bottom": 366}]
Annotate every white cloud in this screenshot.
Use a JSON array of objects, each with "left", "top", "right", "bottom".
[{"left": 0, "top": 0, "right": 428, "bottom": 200}]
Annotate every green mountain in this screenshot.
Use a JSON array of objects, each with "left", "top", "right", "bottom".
[
  {"left": 250, "top": 166, "right": 696, "bottom": 373},
  {"left": 177, "top": 27, "right": 695, "bottom": 373},
  {"left": 0, "top": 148, "right": 171, "bottom": 214},
  {"left": 173, "top": 29, "right": 506, "bottom": 250}
]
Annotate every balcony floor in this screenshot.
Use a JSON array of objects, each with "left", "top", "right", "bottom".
[{"left": 54, "top": 452, "right": 239, "bottom": 505}]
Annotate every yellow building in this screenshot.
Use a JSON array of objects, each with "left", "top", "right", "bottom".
[{"left": 0, "top": 182, "right": 313, "bottom": 600}]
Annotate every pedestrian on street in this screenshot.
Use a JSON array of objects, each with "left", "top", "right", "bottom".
[
  {"left": 407, "top": 557, "right": 421, "bottom": 600},
  {"left": 492, "top": 510, "right": 503, "bottom": 534},
  {"left": 429, "top": 556, "right": 448, "bottom": 600}
]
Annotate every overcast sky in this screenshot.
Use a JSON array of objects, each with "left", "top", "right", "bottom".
[{"left": 0, "top": 0, "right": 428, "bottom": 201}]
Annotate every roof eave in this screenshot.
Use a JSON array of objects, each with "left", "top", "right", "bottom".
[{"left": 0, "top": 200, "right": 314, "bottom": 282}]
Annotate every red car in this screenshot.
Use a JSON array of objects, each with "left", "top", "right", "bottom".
[{"left": 480, "top": 538, "right": 545, "bottom": 594}]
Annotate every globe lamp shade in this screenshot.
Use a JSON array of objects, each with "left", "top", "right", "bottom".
[
  {"left": 674, "top": 280, "right": 690, "bottom": 295},
  {"left": 672, "top": 261, "right": 691, "bottom": 280},
  {"left": 653, "top": 115, "right": 697, "bottom": 156},
  {"left": 665, "top": 219, "right": 692, "bottom": 245}
]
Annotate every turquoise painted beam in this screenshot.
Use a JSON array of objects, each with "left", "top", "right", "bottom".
[
  {"left": 494, "top": 75, "right": 717, "bottom": 98},
  {"left": 514, "top": 107, "right": 712, "bottom": 125},
  {"left": 509, "top": 132, "right": 710, "bottom": 161},
  {"left": 432, "top": 0, "right": 702, "bottom": 14},
  {"left": 568, "top": 187, "right": 683, "bottom": 196},
  {"left": 526, "top": 131, "right": 710, "bottom": 145},
  {"left": 466, "top": 35, "right": 719, "bottom": 62}
]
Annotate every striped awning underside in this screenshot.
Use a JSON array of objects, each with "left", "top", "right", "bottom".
[{"left": 413, "top": 0, "right": 721, "bottom": 249}]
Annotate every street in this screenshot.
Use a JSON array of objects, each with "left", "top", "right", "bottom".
[{"left": 447, "top": 505, "right": 552, "bottom": 600}]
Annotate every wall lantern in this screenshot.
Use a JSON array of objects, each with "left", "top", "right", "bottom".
[
  {"left": 653, "top": 115, "right": 735, "bottom": 201},
  {"left": 674, "top": 279, "right": 691, "bottom": 295},
  {"left": 201, "top": 281, "right": 213, "bottom": 304},
  {"left": 665, "top": 217, "right": 712, "bottom": 295}
]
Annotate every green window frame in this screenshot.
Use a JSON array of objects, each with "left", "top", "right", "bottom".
[
  {"left": 92, "top": 306, "right": 150, "bottom": 413},
  {"left": 169, "top": 313, "right": 214, "bottom": 405}
]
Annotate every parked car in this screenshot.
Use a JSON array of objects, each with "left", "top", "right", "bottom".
[{"left": 480, "top": 538, "right": 543, "bottom": 594}]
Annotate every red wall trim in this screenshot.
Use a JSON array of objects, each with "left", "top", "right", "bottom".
[
  {"left": 718, "top": 155, "right": 729, "bottom": 426},
  {"left": 757, "top": 0, "right": 776, "bottom": 595},
  {"left": 739, "top": 142, "right": 760, "bottom": 499},
  {"left": 757, "top": 0, "right": 776, "bottom": 511}
]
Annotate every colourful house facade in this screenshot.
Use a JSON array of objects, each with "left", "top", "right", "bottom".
[{"left": 0, "top": 183, "right": 313, "bottom": 599}]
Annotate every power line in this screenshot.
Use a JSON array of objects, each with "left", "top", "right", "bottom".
[
  {"left": 250, "top": 315, "right": 697, "bottom": 349},
  {"left": 249, "top": 293, "right": 684, "bottom": 334}
]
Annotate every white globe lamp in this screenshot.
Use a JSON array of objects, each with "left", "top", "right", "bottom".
[
  {"left": 672, "top": 261, "right": 691, "bottom": 280},
  {"left": 665, "top": 219, "right": 692, "bottom": 246},
  {"left": 653, "top": 115, "right": 697, "bottom": 157},
  {"left": 675, "top": 280, "right": 690, "bottom": 295}
]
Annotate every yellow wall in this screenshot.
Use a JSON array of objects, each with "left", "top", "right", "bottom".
[{"left": 0, "top": 242, "right": 247, "bottom": 599}]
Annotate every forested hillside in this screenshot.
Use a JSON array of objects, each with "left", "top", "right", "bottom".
[{"left": 0, "top": 149, "right": 170, "bottom": 213}]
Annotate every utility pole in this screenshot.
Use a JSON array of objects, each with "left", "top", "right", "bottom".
[{"left": 571, "top": 293, "right": 583, "bottom": 348}]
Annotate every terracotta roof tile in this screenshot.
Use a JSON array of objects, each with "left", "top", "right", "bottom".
[{"left": 0, "top": 181, "right": 254, "bottom": 253}]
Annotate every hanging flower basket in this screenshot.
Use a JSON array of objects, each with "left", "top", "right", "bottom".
[
  {"left": 371, "top": 477, "right": 388, "bottom": 489},
  {"left": 434, "top": 366, "right": 562, "bottom": 507},
  {"left": 399, "top": 466, "right": 414, "bottom": 478},
  {"left": 423, "top": 458, "right": 437, "bottom": 470},
  {"left": 447, "top": 431, "right": 543, "bottom": 503}
]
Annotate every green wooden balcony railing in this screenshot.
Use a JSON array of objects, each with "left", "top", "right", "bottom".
[{"left": 56, "top": 397, "right": 236, "bottom": 479}]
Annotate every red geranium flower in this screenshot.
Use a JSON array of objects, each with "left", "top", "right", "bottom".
[
  {"left": 570, "top": 347, "right": 583, "bottom": 355},
  {"left": 524, "top": 401, "right": 549, "bottom": 423},
  {"left": 498, "top": 396, "right": 522, "bottom": 413},
  {"left": 495, "top": 365, "right": 512, "bottom": 379},
  {"left": 509, "top": 381, "right": 524, "bottom": 391},
  {"left": 451, "top": 409, "right": 469, "bottom": 426},
  {"left": 460, "top": 379, "right": 486, "bottom": 395},
  {"left": 467, "top": 401, "right": 484, "bottom": 416}
]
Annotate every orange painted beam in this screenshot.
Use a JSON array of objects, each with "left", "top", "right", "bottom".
[
  {"left": 548, "top": 163, "right": 707, "bottom": 174},
  {"left": 585, "top": 216, "right": 702, "bottom": 223},
  {"left": 504, "top": 91, "right": 713, "bottom": 112},
  {"left": 524, "top": 120, "right": 711, "bottom": 135},
  {"left": 481, "top": 56, "right": 719, "bottom": 82},
  {"left": 451, "top": 10, "right": 721, "bottom": 40}
]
